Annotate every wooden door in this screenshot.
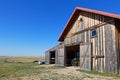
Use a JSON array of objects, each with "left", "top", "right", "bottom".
[
  {"left": 115, "top": 20, "right": 120, "bottom": 74},
  {"left": 45, "top": 51, "right": 50, "bottom": 64},
  {"left": 57, "top": 48, "right": 65, "bottom": 66},
  {"left": 118, "top": 31, "right": 120, "bottom": 73},
  {"left": 118, "top": 32, "right": 120, "bottom": 54},
  {"left": 115, "top": 20, "right": 120, "bottom": 73},
  {"left": 80, "top": 43, "right": 92, "bottom": 70}
]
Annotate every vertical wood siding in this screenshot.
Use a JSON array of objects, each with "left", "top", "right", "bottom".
[
  {"left": 46, "top": 11, "right": 119, "bottom": 73},
  {"left": 45, "top": 51, "right": 50, "bottom": 64},
  {"left": 80, "top": 43, "right": 92, "bottom": 70},
  {"left": 115, "top": 20, "right": 120, "bottom": 73},
  {"left": 45, "top": 43, "right": 65, "bottom": 66},
  {"left": 56, "top": 44, "right": 65, "bottom": 66},
  {"left": 104, "top": 22, "right": 117, "bottom": 73},
  {"left": 63, "top": 12, "right": 117, "bottom": 73}
]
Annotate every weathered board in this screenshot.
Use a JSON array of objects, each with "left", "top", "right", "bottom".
[
  {"left": 119, "top": 33, "right": 120, "bottom": 40},
  {"left": 45, "top": 44, "right": 59, "bottom": 64},
  {"left": 115, "top": 24, "right": 118, "bottom": 73},
  {"left": 104, "top": 22, "right": 117, "bottom": 73},
  {"left": 55, "top": 50, "right": 58, "bottom": 64},
  {"left": 119, "top": 32, "right": 120, "bottom": 73},
  {"left": 45, "top": 51, "right": 50, "bottom": 64},
  {"left": 80, "top": 43, "right": 91, "bottom": 70},
  {"left": 61, "top": 13, "right": 117, "bottom": 73},
  {"left": 45, "top": 9, "right": 120, "bottom": 74},
  {"left": 115, "top": 20, "right": 120, "bottom": 74},
  {"left": 56, "top": 44, "right": 65, "bottom": 66}
]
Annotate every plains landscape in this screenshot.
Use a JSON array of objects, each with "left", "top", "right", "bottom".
[{"left": 0, "top": 56, "right": 120, "bottom": 80}]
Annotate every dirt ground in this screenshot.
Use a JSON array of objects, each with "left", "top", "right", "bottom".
[
  {"left": 22, "top": 65, "right": 120, "bottom": 80},
  {"left": 57, "top": 67, "right": 119, "bottom": 80},
  {"left": 53, "top": 66, "right": 119, "bottom": 80}
]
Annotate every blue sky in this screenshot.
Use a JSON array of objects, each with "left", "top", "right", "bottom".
[{"left": 0, "top": 0, "right": 120, "bottom": 56}]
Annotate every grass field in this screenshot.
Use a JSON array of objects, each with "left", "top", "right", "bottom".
[
  {"left": 2, "top": 56, "right": 44, "bottom": 63},
  {"left": 0, "top": 57, "right": 67, "bottom": 80},
  {"left": 0, "top": 57, "right": 120, "bottom": 80},
  {"left": 0, "top": 56, "right": 45, "bottom": 80}
]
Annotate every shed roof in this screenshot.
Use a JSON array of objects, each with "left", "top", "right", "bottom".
[{"left": 58, "top": 7, "right": 120, "bottom": 41}]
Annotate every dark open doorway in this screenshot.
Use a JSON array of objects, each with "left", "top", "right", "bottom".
[
  {"left": 65, "top": 45, "right": 80, "bottom": 66},
  {"left": 50, "top": 51, "right": 55, "bottom": 64}
]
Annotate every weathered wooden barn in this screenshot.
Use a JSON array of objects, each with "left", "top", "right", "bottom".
[{"left": 45, "top": 7, "right": 120, "bottom": 73}]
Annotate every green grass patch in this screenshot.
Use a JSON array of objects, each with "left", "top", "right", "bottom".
[
  {"left": 0, "top": 57, "right": 66, "bottom": 79},
  {"left": 78, "top": 69, "right": 120, "bottom": 78},
  {"left": 0, "top": 63, "right": 40, "bottom": 77},
  {"left": 0, "top": 57, "right": 6, "bottom": 63},
  {"left": 50, "top": 66, "right": 66, "bottom": 69},
  {"left": 0, "top": 62, "right": 45, "bottom": 78}
]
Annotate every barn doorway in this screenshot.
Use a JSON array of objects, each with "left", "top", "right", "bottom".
[
  {"left": 50, "top": 51, "right": 55, "bottom": 64},
  {"left": 65, "top": 45, "right": 80, "bottom": 66}
]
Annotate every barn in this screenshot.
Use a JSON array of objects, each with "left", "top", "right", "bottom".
[{"left": 45, "top": 7, "right": 120, "bottom": 74}]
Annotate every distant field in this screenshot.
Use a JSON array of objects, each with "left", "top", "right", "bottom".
[{"left": 0, "top": 56, "right": 44, "bottom": 63}]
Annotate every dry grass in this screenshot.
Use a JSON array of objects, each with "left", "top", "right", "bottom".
[
  {"left": 0, "top": 57, "right": 120, "bottom": 80},
  {"left": 1, "top": 56, "right": 44, "bottom": 63}
]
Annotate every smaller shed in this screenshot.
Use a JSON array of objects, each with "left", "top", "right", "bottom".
[{"left": 45, "top": 43, "right": 65, "bottom": 66}]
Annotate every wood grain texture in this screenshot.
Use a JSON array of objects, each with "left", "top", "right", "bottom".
[
  {"left": 80, "top": 43, "right": 92, "bottom": 70},
  {"left": 46, "top": 11, "right": 119, "bottom": 74}
]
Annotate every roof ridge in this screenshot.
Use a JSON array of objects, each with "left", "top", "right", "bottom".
[
  {"left": 58, "top": 7, "right": 120, "bottom": 41},
  {"left": 76, "top": 7, "right": 120, "bottom": 19}
]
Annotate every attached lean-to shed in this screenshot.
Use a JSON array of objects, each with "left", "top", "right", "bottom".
[
  {"left": 45, "top": 7, "right": 120, "bottom": 74},
  {"left": 45, "top": 43, "right": 65, "bottom": 66}
]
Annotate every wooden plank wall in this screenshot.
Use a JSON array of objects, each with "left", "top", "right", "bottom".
[
  {"left": 91, "top": 15, "right": 105, "bottom": 72},
  {"left": 57, "top": 44, "right": 65, "bottom": 66},
  {"left": 63, "top": 12, "right": 118, "bottom": 73},
  {"left": 104, "top": 22, "right": 117, "bottom": 73},
  {"left": 45, "top": 44, "right": 60, "bottom": 65},
  {"left": 119, "top": 31, "right": 120, "bottom": 73},
  {"left": 115, "top": 20, "right": 120, "bottom": 74},
  {"left": 45, "top": 43, "right": 65, "bottom": 66},
  {"left": 88, "top": 16, "right": 117, "bottom": 73},
  {"left": 55, "top": 49, "right": 58, "bottom": 65},
  {"left": 45, "top": 51, "right": 50, "bottom": 64},
  {"left": 80, "top": 43, "right": 92, "bottom": 70}
]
